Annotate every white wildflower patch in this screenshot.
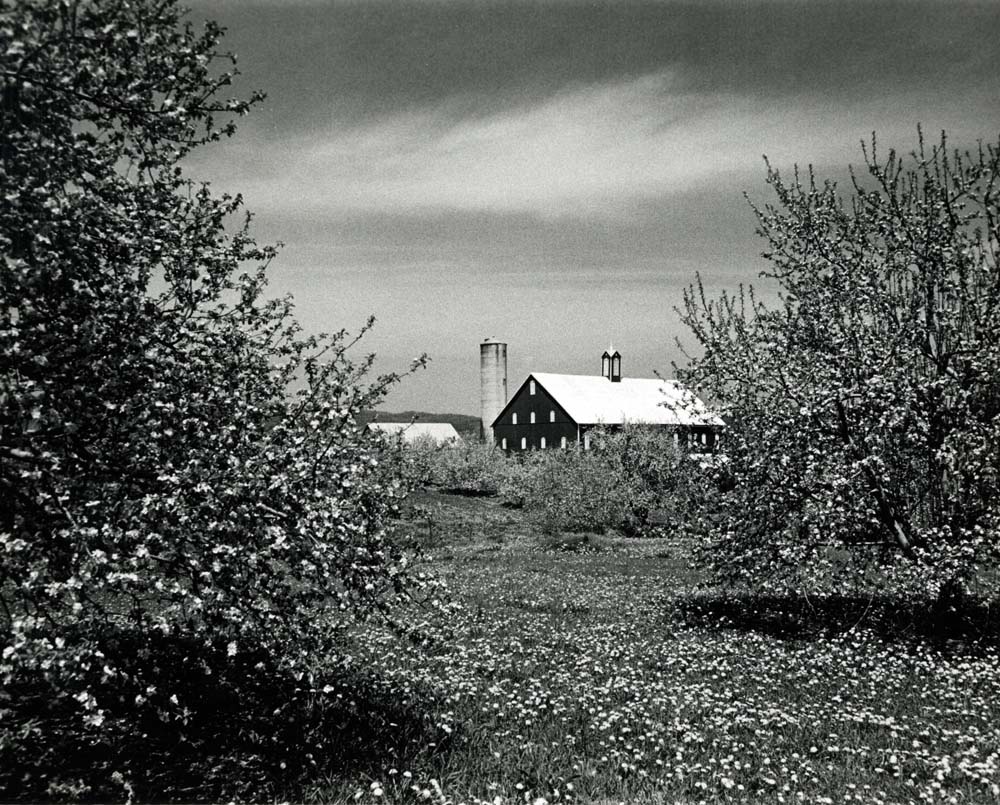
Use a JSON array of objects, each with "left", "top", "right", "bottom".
[{"left": 334, "top": 494, "right": 1000, "bottom": 805}]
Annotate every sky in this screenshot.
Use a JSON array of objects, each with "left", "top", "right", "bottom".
[{"left": 186, "top": 0, "right": 1000, "bottom": 415}]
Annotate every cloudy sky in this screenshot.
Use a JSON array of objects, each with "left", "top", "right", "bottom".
[{"left": 186, "top": 0, "right": 999, "bottom": 414}]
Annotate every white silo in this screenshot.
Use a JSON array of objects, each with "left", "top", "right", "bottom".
[{"left": 480, "top": 338, "right": 508, "bottom": 442}]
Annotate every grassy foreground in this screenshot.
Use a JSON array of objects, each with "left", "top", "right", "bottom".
[{"left": 310, "top": 491, "right": 1000, "bottom": 805}]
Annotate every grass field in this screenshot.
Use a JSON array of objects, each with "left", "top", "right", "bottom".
[{"left": 310, "top": 490, "right": 1000, "bottom": 805}]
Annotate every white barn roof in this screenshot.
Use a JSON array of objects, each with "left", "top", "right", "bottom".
[
  {"left": 527, "top": 373, "right": 723, "bottom": 427},
  {"left": 366, "top": 422, "right": 463, "bottom": 445}
]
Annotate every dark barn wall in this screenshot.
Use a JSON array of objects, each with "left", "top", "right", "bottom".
[
  {"left": 492, "top": 375, "right": 723, "bottom": 453},
  {"left": 679, "top": 426, "right": 720, "bottom": 452},
  {"left": 492, "top": 377, "right": 578, "bottom": 451}
]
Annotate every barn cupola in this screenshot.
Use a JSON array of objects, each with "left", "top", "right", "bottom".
[{"left": 601, "top": 344, "right": 622, "bottom": 382}]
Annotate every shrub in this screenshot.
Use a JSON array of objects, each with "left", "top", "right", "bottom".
[
  {"left": 512, "top": 427, "right": 710, "bottom": 535},
  {"left": 373, "top": 432, "right": 442, "bottom": 489},
  {"left": 423, "top": 440, "right": 510, "bottom": 495},
  {"left": 516, "top": 446, "right": 623, "bottom": 533},
  {"left": 590, "top": 426, "right": 713, "bottom": 536}
]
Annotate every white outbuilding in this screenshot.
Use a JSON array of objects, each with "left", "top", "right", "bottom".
[{"left": 366, "top": 422, "right": 463, "bottom": 447}]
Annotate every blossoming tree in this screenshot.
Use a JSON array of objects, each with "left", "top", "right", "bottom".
[
  {"left": 1, "top": 0, "right": 427, "bottom": 794},
  {"left": 678, "top": 131, "right": 1000, "bottom": 599}
]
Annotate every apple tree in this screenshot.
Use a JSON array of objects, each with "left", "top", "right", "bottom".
[
  {"left": 678, "top": 131, "right": 1000, "bottom": 601},
  {"left": 1, "top": 0, "right": 429, "bottom": 796}
]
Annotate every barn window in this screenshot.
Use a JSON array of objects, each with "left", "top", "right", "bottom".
[
  {"left": 520, "top": 437, "right": 527, "bottom": 450},
  {"left": 549, "top": 410, "right": 555, "bottom": 422},
  {"left": 560, "top": 436, "right": 567, "bottom": 449},
  {"left": 530, "top": 411, "right": 536, "bottom": 423},
  {"left": 512, "top": 413, "right": 517, "bottom": 425},
  {"left": 700, "top": 432, "right": 707, "bottom": 445},
  {"left": 540, "top": 436, "right": 547, "bottom": 449},
  {"left": 529, "top": 380, "right": 536, "bottom": 395},
  {"left": 501, "top": 437, "right": 507, "bottom": 450}
]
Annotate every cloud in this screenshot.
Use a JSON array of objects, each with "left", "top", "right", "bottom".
[
  {"left": 194, "top": 70, "right": 994, "bottom": 222},
  {"left": 178, "top": 0, "right": 1000, "bottom": 414}
]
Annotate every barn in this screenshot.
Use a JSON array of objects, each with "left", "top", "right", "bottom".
[{"left": 485, "top": 344, "right": 722, "bottom": 453}]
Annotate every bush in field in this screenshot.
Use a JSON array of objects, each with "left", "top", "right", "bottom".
[
  {"left": 512, "top": 427, "right": 709, "bottom": 536},
  {"left": 1, "top": 2, "right": 430, "bottom": 798},
  {"left": 424, "top": 440, "right": 509, "bottom": 494},
  {"left": 592, "top": 426, "right": 713, "bottom": 536},
  {"left": 372, "top": 432, "right": 441, "bottom": 489},
  {"left": 679, "top": 130, "right": 1000, "bottom": 599},
  {"left": 516, "top": 446, "right": 621, "bottom": 533},
  {"left": 493, "top": 450, "right": 538, "bottom": 507},
  {"left": 398, "top": 431, "right": 713, "bottom": 536}
]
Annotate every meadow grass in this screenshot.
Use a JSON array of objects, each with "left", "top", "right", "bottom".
[{"left": 306, "top": 491, "right": 1000, "bottom": 805}]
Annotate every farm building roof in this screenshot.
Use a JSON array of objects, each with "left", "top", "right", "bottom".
[
  {"left": 366, "top": 422, "right": 463, "bottom": 445},
  {"left": 525, "top": 373, "right": 723, "bottom": 428}
]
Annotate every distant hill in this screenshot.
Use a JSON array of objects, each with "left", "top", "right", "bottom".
[{"left": 360, "top": 410, "right": 480, "bottom": 440}]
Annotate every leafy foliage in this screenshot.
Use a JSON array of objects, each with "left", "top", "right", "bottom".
[
  {"left": 394, "top": 439, "right": 510, "bottom": 496},
  {"left": 403, "top": 428, "right": 711, "bottom": 536},
  {"left": 679, "top": 130, "right": 1000, "bottom": 596},
  {"left": 525, "top": 428, "right": 716, "bottom": 536},
  {"left": 1, "top": 1, "right": 429, "bottom": 797}
]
